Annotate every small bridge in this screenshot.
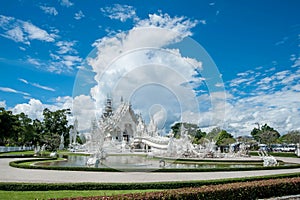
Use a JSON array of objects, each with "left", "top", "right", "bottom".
[{"left": 133, "top": 137, "right": 169, "bottom": 150}]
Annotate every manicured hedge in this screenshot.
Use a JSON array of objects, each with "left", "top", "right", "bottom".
[
  {"left": 53, "top": 177, "right": 300, "bottom": 200},
  {"left": 1, "top": 173, "right": 300, "bottom": 191}
]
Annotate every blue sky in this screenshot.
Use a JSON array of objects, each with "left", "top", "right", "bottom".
[{"left": 0, "top": 0, "right": 299, "bottom": 136}]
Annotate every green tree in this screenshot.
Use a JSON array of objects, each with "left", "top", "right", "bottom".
[
  {"left": 279, "top": 130, "right": 300, "bottom": 144},
  {"left": 193, "top": 129, "right": 207, "bottom": 144},
  {"left": 206, "top": 127, "right": 221, "bottom": 141},
  {"left": 0, "top": 107, "right": 19, "bottom": 146},
  {"left": 14, "top": 112, "right": 34, "bottom": 146},
  {"left": 42, "top": 108, "right": 71, "bottom": 151},
  {"left": 250, "top": 124, "right": 280, "bottom": 145},
  {"left": 170, "top": 122, "right": 206, "bottom": 143},
  {"left": 170, "top": 122, "right": 182, "bottom": 138},
  {"left": 215, "top": 130, "right": 235, "bottom": 146},
  {"left": 32, "top": 119, "right": 43, "bottom": 146},
  {"left": 250, "top": 127, "right": 261, "bottom": 142}
]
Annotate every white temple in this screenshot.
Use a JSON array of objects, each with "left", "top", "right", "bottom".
[
  {"left": 99, "top": 97, "right": 159, "bottom": 142},
  {"left": 83, "top": 97, "right": 168, "bottom": 154},
  {"left": 78, "top": 97, "right": 249, "bottom": 163}
]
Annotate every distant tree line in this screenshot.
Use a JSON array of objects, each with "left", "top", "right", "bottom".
[
  {"left": 251, "top": 123, "right": 300, "bottom": 145},
  {"left": 0, "top": 107, "right": 72, "bottom": 151},
  {"left": 170, "top": 122, "right": 236, "bottom": 147},
  {"left": 171, "top": 122, "right": 300, "bottom": 147}
]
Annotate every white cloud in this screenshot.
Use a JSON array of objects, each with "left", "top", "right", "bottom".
[
  {"left": 292, "top": 56, "right": 300, "bottom": 68},
  {"left": 53, "top": 96, "right": 73, "bottom": 110},
  {"left": 32, "top": 83, "right": 55, "bottom": 91},
  {"left": 275, "top": 36, "right": 288, "bottom": 46},
  {"left": 72, "top": 95, "right": 96, "bottom": 130},
  {"left": 39, "top": 5, "right": 58, "bottom": 16},
  {"left": 189, "top": 87, "right": 300, "bottom": 136},
  {"left": 0, "top": 15, "right": 56, "bottom": 45},
  {"left": 9, "top": 95, "right": 94, "bottom": 131},
  {"left": 19, "top": 78, "right": 28, "bottom": 84},
  {"left": 27, "top": 58, "right": 42, "bottom": 66},
  {"left": 0, "top": 87, "right": 30, "bottom": 96},
  {"left": 22, "top": 21, "right": 55, "bottom": 42},
  {"left": 199, "top": 20, "right": 206, "bottom": 25},
  {"left": 0, "top": 101, "right": 6, "bottom": 108},
  {"left": 215, "top": 82, "right": 223, "bottom": 87},
  {"left": 136, "top": 13, "right": 198, "bottom": 37},
  {"left": 61, "top": 55, "right": 82, "bottom": 67},
  {"left": 12, "top": 97, "right": 73, "bottom": 122},
  {"left": 290, "top": 54, "right": 296, "bottom": 61},
  {"left": 56, "top": 40, "right": 77, "bottom": 54},
  {"left": 74, "top": 10, "right": 85, "bottom": 20},
  {"left": 3, "top": 26, "right": 25, "bottom": 43},
  {"left": 100, "top": 4, "right": 137, "bottom": 22},
  {"left": 19, "top": 78, "right": 55, "bottom": 92},
  {"left": 12, "top": 99, "right": 44, "bottom": 120},
  {"left": 76, "top": 13, "right": 222, "bottom": 132},
  {"left": 224, "top": 62, "right": 300, "bottom": 136},
  {"left": 60, "top": 0, "right": 73, "bottom": 7},
  {"left": 20, "top": 39, "right": 81, "bottom": 74},
  {"left": 45, "top": 40, "right": 82, "bottom": 73}
]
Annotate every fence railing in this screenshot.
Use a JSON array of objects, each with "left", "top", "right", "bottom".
[{"left": 0, "top": 146, "right": 33, "bottom": 153}]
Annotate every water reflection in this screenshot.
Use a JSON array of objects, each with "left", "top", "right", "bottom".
[{"left": 36, "top": 155, "right": 263, "bottom": 169}]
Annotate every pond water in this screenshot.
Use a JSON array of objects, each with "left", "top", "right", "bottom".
[{"left": 35, "top": 155, "right": 264, "bottom": 169}]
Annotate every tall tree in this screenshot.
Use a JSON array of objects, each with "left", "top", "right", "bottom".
[
  {"left": 42, "top": 108, "right": 71, "bottom": 151},
  {"left": 15, "top": 112, "right": 33, "bottom": 146},
  {"left": 279, "top": 130, "right": 300, "bottom": 144},
  {"left": 0, "top": 107, "right": 19, "bottom": 146},
  {"left": 193, "top": 129, "right": 207, "bottom": 144},
  {"left": 170, "top": 122, "right": 206, "bottom": 143},
  {"left": 206, "top": 127, "right": 221, "bottom": 141},
  {"left": 215, "top": 130, "right": 235, "bottom": 146},
  {"left": 32, "top": 119, "right": 43, "bottom": 146},
  {"left": 250, "top": 124, "right": 280, "bottom": 145},
  {"left": 250, "top": 127, "right": 261, "bottom": 142}
]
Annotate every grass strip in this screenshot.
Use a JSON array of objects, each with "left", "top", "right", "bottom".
[{"left": 0, "top": 189, "right": 159, "bottom": 200}]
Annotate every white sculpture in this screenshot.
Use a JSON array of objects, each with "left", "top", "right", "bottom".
[
  {"left": 50, "top": 152, "right": 57, "bottom": 157},
  {"left": 34, "top": 146, "right": 41, "bottom": 156},
  {"left": 136, "top": 115, "right": 147, "bottom": 137},
  {"left": 70, "top": 119, "right": 78, "bottom": 145},
  {"left": 296, "top": 143, "right": 300, "bottom": 157},
  {"left": 148, "top": 117, "right": 158, "bottom": 137},
  {"left": 59, "top": 134, "right": 64, "bottom": 150},
  {"left": 262, "top": 156, "right": 278, "bottom": 167}
]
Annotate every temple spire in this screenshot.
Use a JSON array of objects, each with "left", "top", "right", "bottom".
[{"left": 103, "top": 96, "right": 113, "bottom": 118}]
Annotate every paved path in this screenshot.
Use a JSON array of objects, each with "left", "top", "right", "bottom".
[{"left": 0, "top": 157, "right": 300, "bottom": 183}]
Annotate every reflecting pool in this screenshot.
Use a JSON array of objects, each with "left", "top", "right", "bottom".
[{"left": 35, "top": 155, "right": 265, "bottom": 170}]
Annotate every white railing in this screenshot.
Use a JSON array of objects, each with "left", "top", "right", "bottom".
[{"left": 0, "top": 146, "right": 33, "bottom": 153}]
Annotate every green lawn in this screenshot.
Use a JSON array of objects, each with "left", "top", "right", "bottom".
[{"left": 0, "top": 189, "right": 160, "bottom": 200}]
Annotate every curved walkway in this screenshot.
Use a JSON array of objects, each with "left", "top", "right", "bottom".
[{"left": 0, "top": 157, "right": 300, "bottom": 183}]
